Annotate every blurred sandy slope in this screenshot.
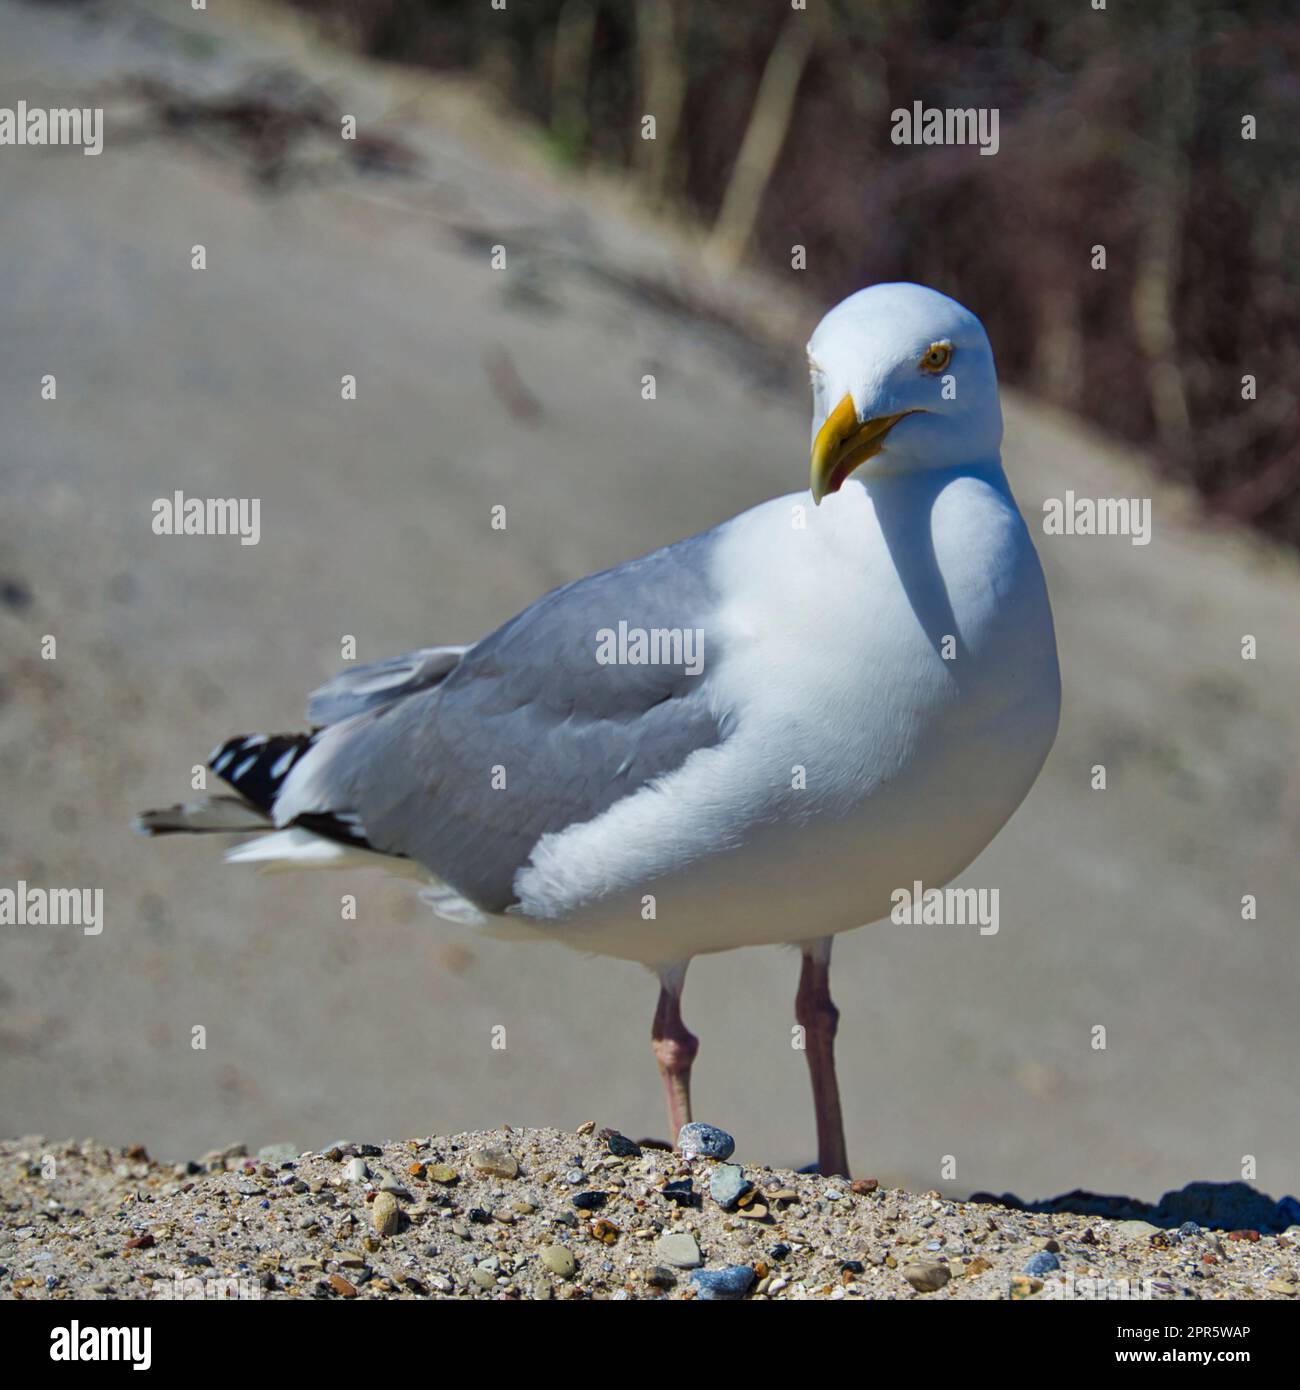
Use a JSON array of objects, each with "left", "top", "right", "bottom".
[{"left": 1, "top": 0, "right": 1297, "bottom": 1202}]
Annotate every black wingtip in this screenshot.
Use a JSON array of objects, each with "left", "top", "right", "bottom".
[{"left": 208, "top": 732, "right": 315, "bottom": 814}]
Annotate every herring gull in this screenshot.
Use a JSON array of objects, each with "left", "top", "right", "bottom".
[{"left": 137, "top": 282, "right": 1061, "bottom": 1176}]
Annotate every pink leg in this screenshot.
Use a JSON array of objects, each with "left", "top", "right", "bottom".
[
  {"left": 652, "top": 964, "right": 698, "bottom": 1138},
  {"left": 796, "top": 938, "right": 850, "bottom": 1177}
]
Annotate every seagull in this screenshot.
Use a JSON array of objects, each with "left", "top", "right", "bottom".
[{"left": 137, "top": 282, "right": 1060, "bottom": 1177}]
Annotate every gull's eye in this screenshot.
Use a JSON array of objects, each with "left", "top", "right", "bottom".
[
  {"left": 808, "top": 359, "right": 828, "bottom": 415},
  {"left": 920, "top": 342, "right": 952, "bottom": 373}
]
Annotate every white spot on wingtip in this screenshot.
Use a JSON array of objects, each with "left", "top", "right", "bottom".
[{"left": 232, "top": 755, "right": 258, "bottom": 780}]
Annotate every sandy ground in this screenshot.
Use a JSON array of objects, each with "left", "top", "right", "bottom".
[
  {"left": 1, "top": 0, "right": 1298, "bottom": 1222},
  {"left": 4, "top": 1128, "right": 1299, "bottom": 1301}
]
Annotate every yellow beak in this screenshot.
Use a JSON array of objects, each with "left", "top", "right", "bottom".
[{"left": 810, "top": 393, "right": 912, "bottom": 504}]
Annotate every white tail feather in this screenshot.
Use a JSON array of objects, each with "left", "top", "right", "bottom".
[{"left": 225, "top": 827, "right": 429, "bottom": 878}]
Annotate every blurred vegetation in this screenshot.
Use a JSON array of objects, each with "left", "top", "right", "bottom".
[{"left": 288, "top": 0, "right": 1299, "bottom": 544}]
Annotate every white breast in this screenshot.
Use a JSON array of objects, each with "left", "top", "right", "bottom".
[{"left": 509, "top": 465, "right": 1060, "bottom": 964}]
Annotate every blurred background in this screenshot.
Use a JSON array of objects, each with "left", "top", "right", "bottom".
[
  {"left": 0, "top": 0, "right": 1297, "bottom": 1204},
  {"left": 294, "top": 0, "right": 1300, "bottom": 544}
]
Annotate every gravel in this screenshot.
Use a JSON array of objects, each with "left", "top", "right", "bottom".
[{"left": 3, "top": 1129, "right": 1298, "bottom": 1301}]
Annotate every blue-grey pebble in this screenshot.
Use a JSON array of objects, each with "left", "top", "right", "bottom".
[
  {"left": 677, "top": 1122, "right": 735, "bottom": 1161},
  {"left": 709, "top": 1164, "right": 749, "bottom": 1210},
  {"left": 691, "top": 1265, "right": 755, "bottom": 1301},
  {"left": 1023, "top": 1251, "right": 1060, "bottom": 1276}
]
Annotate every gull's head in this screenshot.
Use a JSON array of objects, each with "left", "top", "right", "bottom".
[{"left": 806, "top": 282, "right": 1002, "bottom": 503}]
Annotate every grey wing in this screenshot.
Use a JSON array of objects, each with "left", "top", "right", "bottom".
[
  {"left": 306, "top": 645, "right": 468, "bottom": 724},
  {"left": 275, "top": 529, "right": 730, "bottom": 913}
]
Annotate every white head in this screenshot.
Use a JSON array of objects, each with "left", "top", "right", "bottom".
[{"left": 806, "top": 282, "right": 1002, "bottom": 502}]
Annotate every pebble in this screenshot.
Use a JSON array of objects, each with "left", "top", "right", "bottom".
[
  {"left": 539, "top": 1245, "right": 576, "bottom": 1279},
  {"left": 11, "top": 1129, "right": 1293, "bottom": 1303},
  {"left": 1113, "top": 1219, "right": 1161, "bottom": 1240},
  {"left": 709, "top": 1164, "right": 750, "bottom": 1210},
  {"left": 343, "top": 1158, "right": 368, "bottom": 1183},
  {"left": 677, "top": 1123, "right": 735, "bottom": 1161},
  {"left": 371, "top": 1192, "right": 401, "bottom": 1237},
  {"left": 902, "top": 1261, "right": 951, "bottom": 1293},
  {"left": 606, "top": 1132, "right": 642, "bottom": 1159},
  {"left": 470, "top": 1147, "right": 519, "bottom": 1180},
  {"left": 691, "top": 1265, "right": 755, "bottom": 1300},
  {"left": 257, "top": 1142, "right": 300, "bottom": 1165},
  {"left": 654, "top": 1231, "right": 703, "bottom": 1268}
]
